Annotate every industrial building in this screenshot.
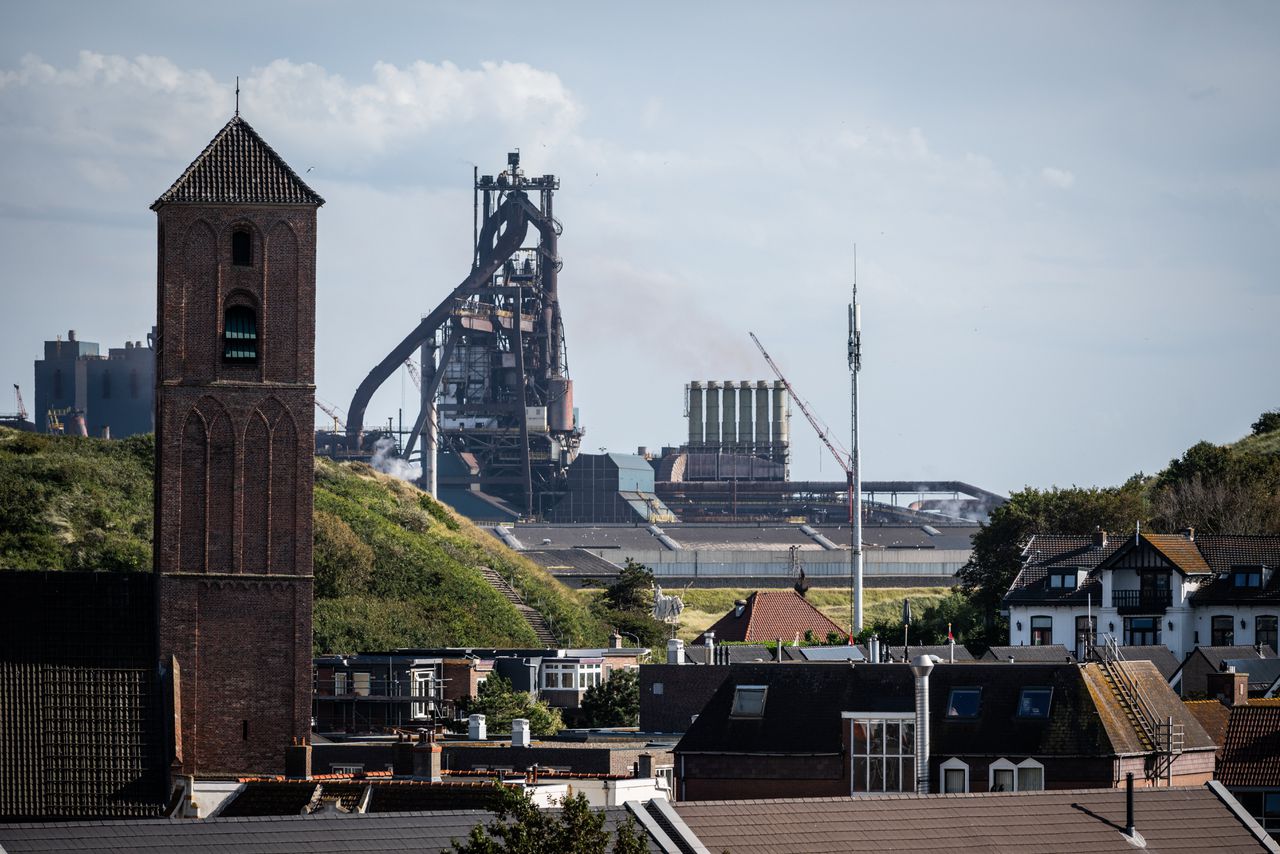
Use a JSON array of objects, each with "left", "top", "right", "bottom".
[{"left": 32, "top": 328, "right": 154, "bottom": 437}]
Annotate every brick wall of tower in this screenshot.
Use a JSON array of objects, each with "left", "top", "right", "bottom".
[{"left": 154, "top": 203, "right": 317, "bottom": 778}]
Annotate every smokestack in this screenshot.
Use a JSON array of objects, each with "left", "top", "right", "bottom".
[
  {"left": 755, "top": 380, "right": 770, "bottom": 454},
  {"left": 771, "top": 381, "right": 789, "bottom": 451},
  {"left": 705, "top": 381, "right": 721, "bottom": 448},
  {"left": 738, "top": 382, "right": 753, "bottom": 456},
  {"left": 667, "top": 638, "right": 685, "bottom": 665},
  {"left": 721, "top": 381, "right": 737, "bottom": 449},
  {"left": 909, "top": 655, "right": 935, "bottom": 794},
  {"left": 101, "top": 425, "right": 110, "bottom": 440},
  {"left": 688, "top": 381, "right": 704, "bottom": 447}
]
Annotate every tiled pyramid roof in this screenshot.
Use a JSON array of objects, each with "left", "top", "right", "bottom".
[
  {"left": 695, "top": 590, "right": 848, "bottom": 644},
  {"left": 152, "top": 115, "right": 324, "bottom": 209}
]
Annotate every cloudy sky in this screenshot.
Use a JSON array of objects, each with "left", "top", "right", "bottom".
[{"left": 2, "top": 2, "right": 1278, "bottom": 496}]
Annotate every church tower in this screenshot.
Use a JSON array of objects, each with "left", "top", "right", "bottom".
[{"left": 152, "top": 115, "right": 323, "bottom": 776}]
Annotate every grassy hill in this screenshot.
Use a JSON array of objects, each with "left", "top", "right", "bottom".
[{"left": 0, "top": 427, "right": 611, "bottom": 652}]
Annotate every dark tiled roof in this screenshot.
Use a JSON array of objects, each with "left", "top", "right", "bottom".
[
  {"left": 0, "top": 807, "right": 665, "bottom": 854},
  {"left": 1078, "top": 662, "right": 1216, "bottom": 754},
  {"left": 695, "top": 590, "right": 848, "bottom": 644},
  {"left": 152, "top": 116, "right": 324, "bottom": 209},
  {"left": 1174, "top": 645, "right": 1278, "bottom": 685},
  {"left": 219, "top": 780, "right": 510, "bottom": 817},
  {"left": 982, "top": 644, "right": 1074, "bottom": 662},
  {"left": 673, "top": 785, "right": 1275, "bottom": 853},
  {"left": 1223, "top": 657, "right": 1280, "bottom": 693},
  {"left": 0, "top": 571, "right": 168, "bottom": 820},
  {"left": 870, "top": 644, "right": 975, "bottom": 662},
  {"left": 1093, "top": 645, "right": 1183, "bottom": 681},
  {"left": 1007, "top": 533, "right": 1280, "bottom": 606},
  {"left": 1219, "top": 704, "right": 1280, "bottom": 788}
]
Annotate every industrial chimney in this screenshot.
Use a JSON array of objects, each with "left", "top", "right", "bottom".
[
  {"left": 705, "top": 381, "right": 721, "bottom": 448},
  {"left": 721, "top": 381, "right": 738, "bottom": 450},
  {"left": 737, "top": 381, "right": 753, "bottom": 457},
  {"left": 755, "top": 380, "right": 770, "bottom": 455},
  {"left": 688, "top": 381, "right": 705, "bottom": 447},
  {"left": 771, "top": 381, "right": 789, "bottom": 460}
]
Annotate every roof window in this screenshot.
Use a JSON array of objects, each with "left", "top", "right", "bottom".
[
  {"left": 946, "top": 687, "right": 981, "bottom": 718},
  {"left": 730, "top": 685, "right": 768, "bottom": 718},
  {"left": 1017, "top": 687, "right": 1053, "bottom": 718},
  {"left": 1048, "top": 570, "right": 1077, "bottom": 589}
]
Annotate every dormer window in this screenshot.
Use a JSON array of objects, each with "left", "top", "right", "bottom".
[
  {"left": 223, "top": 305, "right": 258, "bottom": 363},
  {"left": 1048, "top": 569, "right": 1077, "bottom": 590},
  {"left": 730, "top": 685, "right": 767, "bottom": 718},
  {"left": 231, "top": 229, "right": 252, "bottom": 266},
  {"left": 1232, "top": 567, "right": 1263, "bottom": 589}
]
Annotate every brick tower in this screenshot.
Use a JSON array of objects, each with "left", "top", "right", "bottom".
[{"left": 152, "top": 115, "right": 323, "bottom": 777}]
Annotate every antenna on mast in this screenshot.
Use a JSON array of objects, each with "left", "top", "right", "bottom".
[
  {"left": 235, "top": 76, "right": 240, "bottom": 117},
  {"left": 849, "top": 245, "right": 864, "bottom": 636}
]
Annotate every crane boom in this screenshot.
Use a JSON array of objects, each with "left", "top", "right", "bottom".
[
  {"left": 748, "top": 332, "right": 851, "bottom": 476},
  {"left": 314, "top": 400, "right": 345, "bottom": 433},
  {"left": 402, "top": 358, "right": 422, "bottom": 390},
  {"left": 12, "top": 384, "right": 27, "bottom": 420}
]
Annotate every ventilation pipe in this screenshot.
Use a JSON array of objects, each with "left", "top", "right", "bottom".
[
  {"left": 869, "top": 635, "right": 880, "bottom": 663},
  {"left": 688, "top": 381, "right": 704, "bottom": 447},
  {"left": 909, "top": 655, "right": 938, "bottom": 794}
]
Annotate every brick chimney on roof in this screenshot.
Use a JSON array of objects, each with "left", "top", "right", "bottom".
[
  {"left": 1180, "top": 527, "right": 1195, "bottom": 542},
  {"left": 1093, "top": 528, "right": 1108, "bottom": 548},
  {"left": 1207, "top": 666, "right": 1249, "bottom": 707}
]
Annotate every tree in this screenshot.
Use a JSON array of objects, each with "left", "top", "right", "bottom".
[
  {"left": 452, "top": 783, "right": 648, "bottom": 854},
  {"left": 581, "top": 669, "right": 639, "bottom": 728},
  {"left": 603, "top": 559, "right": 654, "bottom": 613},
  {"left": 957, "top": 481, "right": 1151, "bottom": 651},
  {"left": 1252, "top": 410, "right": 1280, "bottom": 436},
  {"left": 464, "top": 675, "right": 564, "bottom": 737}
]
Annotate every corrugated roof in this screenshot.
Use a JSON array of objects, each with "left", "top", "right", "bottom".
[
  {"left": 673, "top": 786, "right": 1275, "bottom": 853},
  {"left": 152, "top": 115, "right": 324, "bottom": 209}
]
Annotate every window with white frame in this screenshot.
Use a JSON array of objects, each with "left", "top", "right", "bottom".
[
  {"left": 990, "top": 758, "right": 1044, "bottom": 792},
  {"left": 580, "top": 663, "right": 603, "bottom": 689},
  {"left": 411, "top": 670, "right": 434, "bottom": 719},
  {"left": 543, "top": 662, "right": 575, "bottom": 690},
  {"left": 333, "top": 672, "right": 348, "bottom": 695},
  {"left": 352, "top": 672, "right": 371, "bottom": 697},
  {"left": 331, "top": 763, "right": 364, "bottom": 775},
  {"left": 1048, "top": 569, "right": 1078, "bottom": 590},
  {"left": 848, "top": 713, "right": 915, "bottom": 794},
  {"left": 940, "top": 758, "right": 969, "bottom": 793}
]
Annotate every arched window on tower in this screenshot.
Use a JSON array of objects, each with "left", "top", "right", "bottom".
[
  {"left": 223, "top": 305, "right": 258, "bottom": 364},
  {"left": 231, "top": 229, "right": 252, "bottom": 267}
]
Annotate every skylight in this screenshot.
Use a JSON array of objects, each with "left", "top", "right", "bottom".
[
  {"left": 730, "top": 685, "right": 768, "bottom": 718},
  {"left": 946, "top": 687, "right": 981, "bottom": 718},
  {"left": 1017, "top": 687, "right": 1053, "bottom": 718}
]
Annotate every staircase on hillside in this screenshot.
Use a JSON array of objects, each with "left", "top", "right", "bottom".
[{"left": 479, "top": 566, "right": 558, "bottom": 646}]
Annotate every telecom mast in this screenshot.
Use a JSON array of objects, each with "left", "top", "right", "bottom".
[{"left": 849, "top": 254, "right": 864, "bottom": 635}]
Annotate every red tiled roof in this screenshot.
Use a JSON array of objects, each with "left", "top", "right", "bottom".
[
  {"left": 152, "top": 115, "right": 324, "bottom": 209},
  {"left": 1218, "top": 704, "right": 1280, "bottom": 788},
  {"left": 1183, "top": 700, "right": 1231, "bottom": 748},
  {"left": 1142, "top": 534, "right": 1212, "bottom": 574},
  {"left": 696, "top": 590, "right": 847, "bottom": 644}
]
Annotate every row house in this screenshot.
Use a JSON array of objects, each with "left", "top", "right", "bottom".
[
  {"left": 672, "top": 660, "right": 1216, "bottom": 802},
  {"left": 1003, "top": 530, "right": 1280, "bottom": 662},
  {"left": 314, "top": 641, "right": 647, "bottom": 733}
]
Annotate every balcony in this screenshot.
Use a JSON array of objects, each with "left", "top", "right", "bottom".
[{"left": 1112, "top": 589, "right": 1172, "bottom": 613}]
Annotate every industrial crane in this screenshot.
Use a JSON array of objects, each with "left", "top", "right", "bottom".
[
  {"left": 314, "top": 399, "right": 345, "bottom": 433},
  {"left": 748, "top": 331, "right": 854, "bottom": 523},
  {"left": 12, "top": 384, "right": 27, "bottom": 421},
  {"left": 402, "top": 358, "right": 421, "bottom": 390}
]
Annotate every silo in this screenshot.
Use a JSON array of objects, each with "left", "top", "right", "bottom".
[
  {"left": 771, "top": 380, "right": 790, "bottom": 457},
  {"left": 721, "top": 381, "right": 737, "bottom": 449},
  {"left": 755, "top": 380, "right": 771, "bottom": 453},
  {"left": 687, "top": 381, "right": 704, "bottom": 447},
  {"left": 737, "top": 381, "right": 754, "bottom": 456},
  {"left": 705, "top": 381, "right": 721, "bottom": 448}
]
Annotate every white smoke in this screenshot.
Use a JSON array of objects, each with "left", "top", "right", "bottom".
[{"left": 370, "top": 436, "right": 421, "bottom": 482}]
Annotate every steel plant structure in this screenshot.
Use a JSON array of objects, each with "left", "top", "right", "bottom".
[{"left": 345, "top": 152, "right": 580, "bottom": 515}]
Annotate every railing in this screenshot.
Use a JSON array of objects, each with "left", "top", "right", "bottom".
[
  {"left": 1111, "top": 589, "right": 1172, "bottom": 611},
  {"left": 1099, "top": 637, "right": 1183, "bottom": 783}
]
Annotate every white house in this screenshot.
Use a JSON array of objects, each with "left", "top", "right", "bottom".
[{"left": 1004, "top": 529, "right": 1279, "bottom": 662}]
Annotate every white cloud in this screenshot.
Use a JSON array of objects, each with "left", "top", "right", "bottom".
[{"left": 1041, "top": 166, "right": 1076, "bottom": 188}]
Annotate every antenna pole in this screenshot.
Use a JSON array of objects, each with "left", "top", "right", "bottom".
[
  {"left": 849, "top": 247, "right": 864, "bottom": 635},
  {"left": 235, "top": 76, "right": 240, "bottom": 117}
]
